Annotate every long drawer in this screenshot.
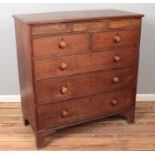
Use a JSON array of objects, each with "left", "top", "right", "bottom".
[
  {"left": 34, "top": 46, "right": 138, "bottom": 80},
  {"left": 38, "top": 87, "right": 136, "bottom": 130},
  {"left": 35, "top": 66, "right": 137, "bottom": 105}
]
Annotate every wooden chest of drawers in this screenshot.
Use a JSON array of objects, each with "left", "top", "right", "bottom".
[{"left": 13, "top": 9, "right": 144, "bottom": 149}]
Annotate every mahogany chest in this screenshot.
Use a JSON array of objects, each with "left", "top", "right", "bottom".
[{"left": 13, "top": 9, "right": 144, "bottom": 148}]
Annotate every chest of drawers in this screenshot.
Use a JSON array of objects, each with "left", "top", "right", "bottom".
[{"left": 13, "top": 9, "right": 144, "bottom": 149}]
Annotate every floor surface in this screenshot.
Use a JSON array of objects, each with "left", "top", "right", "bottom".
[{"left": 0, "top": 102, "right": 155, "bottom": 150}]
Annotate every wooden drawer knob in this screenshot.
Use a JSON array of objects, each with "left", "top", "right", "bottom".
[
  {"left": 60, "top": 86, "right": 68, "bottom": 94},
  {"left": 113, "top": 77, "right": 120, "bottom": 83},
  {"left": 60, "top": 62, "right": 67, "bottom": 70},
  {"left": 111, "top": 99, "right": 118, "bottom": 106},
  {"left": 114, "top": 35, "right": 121, "bottom": 43},
  {"left": 61, "top": 110, "right": 69, "bottom": 117},
  {"left": 113, "top": 56, "right": 121, "bottom": 63},
  {"left": 59, "top": 40, "right": 66, "bottom": 48}
]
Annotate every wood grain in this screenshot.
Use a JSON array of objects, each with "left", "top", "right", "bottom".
[
  {"left": 34, "top": 46, "right": 139, "bottom": 80},
  {"left": 33, "top": 33, "right": 89, "bottom": 57},
  {"left": 13, "top": 9, "right": 144, "bottom": 24},
  {"left": 38, "top": 87, "right": 136, "bottom": 130},
  {"left": 35, "top": 67, "right": 137, "bottom": 104},
  {"left": 110, "top": 18, "right": 141, "bottom": 29},
  {"left": 0, "top": 102, "right": 154, "bottom": 150},
  {"left": 73, "top": 20, "right": 108, "bottom": 31},
  {"left": 32, "top": 23, "right": 71, "bottom": 35},
  {"left": 14, "top": 19, "right": 37, "bottom": 131},
  {"left": 13, "top": 10, "right": 143, "bottom": 148},
  {"left": 92, "top": 28, "right": 140, "bottom": 50}
]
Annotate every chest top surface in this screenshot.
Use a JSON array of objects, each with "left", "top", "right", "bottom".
[{"left": 13, "top": 9, "right": 144, "bottom": 24}]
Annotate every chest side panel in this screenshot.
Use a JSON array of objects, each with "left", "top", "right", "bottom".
[{"left": 14, "top": 19, "right": 37, "bottom": 131}]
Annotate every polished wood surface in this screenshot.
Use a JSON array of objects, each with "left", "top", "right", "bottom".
[
  {"left": 38, "top": 87, "right": 136, "bottom": 130},
  {"left": 73, "top": 20, "right": 108, "bottom": 31},
  {"left": 33, "top": 33, "right": 89, "bottom": 57},
  {"left": 92, "top": 28, "right": 140, "bottom": 49},
  {"left": 34, "top": 46, "right": 138, "bottom": 80},
  {"left": 0, "top": 102, "right": 154, "bottom": 151},
  {"left": 32, "top": 23, "right": 70, "bottom": 35},
  {"left": 35, "top": 67, "right": 137, "bottom": 104},
  {"left": 14, "top": 9, "right": 143, "bottom": 149},
  {"left": 13, "top": 9, "right": 143, "bottom": 24},
  {"left": 110, "top": 18, "right": 141, "bottom": 29},
  {"left": 14, "top": 19, "right": 37, "bottom": 131}
]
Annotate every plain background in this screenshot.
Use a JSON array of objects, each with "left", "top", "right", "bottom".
[{"left": 0, "top": 3, "right": 154, "bottom": 95}]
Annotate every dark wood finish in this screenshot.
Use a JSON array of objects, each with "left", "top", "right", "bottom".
[
  {"left": 35, "top": 133, "right": 46, "bottom": 148},
  {"left": 38, "top": 87, "right": 136, "bottom": 131},
  {"left": 13, "top": 9, "right": 143, "bottom": 149},
  {"left": 35, "top": 67, "right": 137, "bottom": 104},
  {"left": 119, "top": 108, "right": 136, "bottom": 123},
  {"left": 14, "top": 19, "right": 37, "bottom": 131},
  {"left": 33, "top": 33, "right": 89, "bottom": 57},
  {"left": 13, "top": 9, "right": 143, "bottom": 24},
  {"left": 92, "top": 28, "right": 140, "bottom": 50},
  {"left": 34, "top": 46, "right": 139, "bottom": 80}
]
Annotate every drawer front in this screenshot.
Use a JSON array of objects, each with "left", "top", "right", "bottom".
[
  {"left": 33, "top": 33, "right": 89, "bottom": 57},
  {"left": 38, "top": 87, "right": 136, "bottom": 130},
  {"left": 32, "top": 23, "right": 70, "bottom": 35},
  {"left": 92, "top": 28, "right": 140, "bottom": 50},
  {"left": 34, "top": 46, "right": 138, "bottom": 80},
  {"left": 110, "top": 18, "right": 141, "bottom": 29},
  {"left": 36, "top": 67, "right": 137, "bottom": 104},
  {"left": 73, "top": 21, "right": 108, "bottom": 31}
]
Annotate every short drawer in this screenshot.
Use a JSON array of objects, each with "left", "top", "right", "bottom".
[
  {"left": 34, "top": 46, "right": 138, "bottom": 80},
  {"left": 110, "top": 18, "right": 141, "bottom": 29},
  {"left": 38, "top": 87, "right": 136, "bottom": 130},
  {"left": 32, "top": 23, "right": 70, "bottom": 35},
  {"left": 92, "top": 28, "right": 140, "bottom": 50},
  {"left": 35, "top": 67, "right": 137, "bottom": 104},
  {"left": 33, "top": 33, "right": 89, "bottom": 57},
  {"left": 73, "top": 20, "right": 108, "bottom": 31}
]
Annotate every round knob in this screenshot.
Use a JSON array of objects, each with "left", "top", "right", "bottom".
[
  {"left": 60, "top": 86, "right": 68, "bottom": 94},
  {"left": 60, "top": 62, "right": 67, "bottom": 70},
  {"left": 61, "top": 110, "right": 69, "bottom": 117},
  {"left": 113, "top": 77, "right": 120, "bottom": 83},
  {"left": 113, "top": 56, "right": 121, "bottom": 63},
  {"left": 114, "top": 35, "right": 121, "bottom": 43},
  {"left": 111, "top": 99, "right": 118, "bottom": 106},
  {"left": 59, "top": 40, "right": 66, "bottom": 48}
]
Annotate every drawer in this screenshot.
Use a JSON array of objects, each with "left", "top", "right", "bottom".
[
  {"left": 73, "top": 21, "right": 108, "bottom": 31},
  {"left": 36, "top": 67, "right": 137, "bottom": 104},
  {"left": 33, "top": 33, "right": 89, "bottom": 57},
  {"left": 32, "top": 23, "right": 71, "bottom": 35},
  {"left": 110, "top": 18, "right": 141, "bottom": 29},
  {"left": 38, "top": 87, "right": 136, "bottom": 130},
  {"left": 92, "top": 28, "right": 140, "bottom": 50},
  {"left": 34, "top": 46, "right": 138, "bottom": 80}
]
